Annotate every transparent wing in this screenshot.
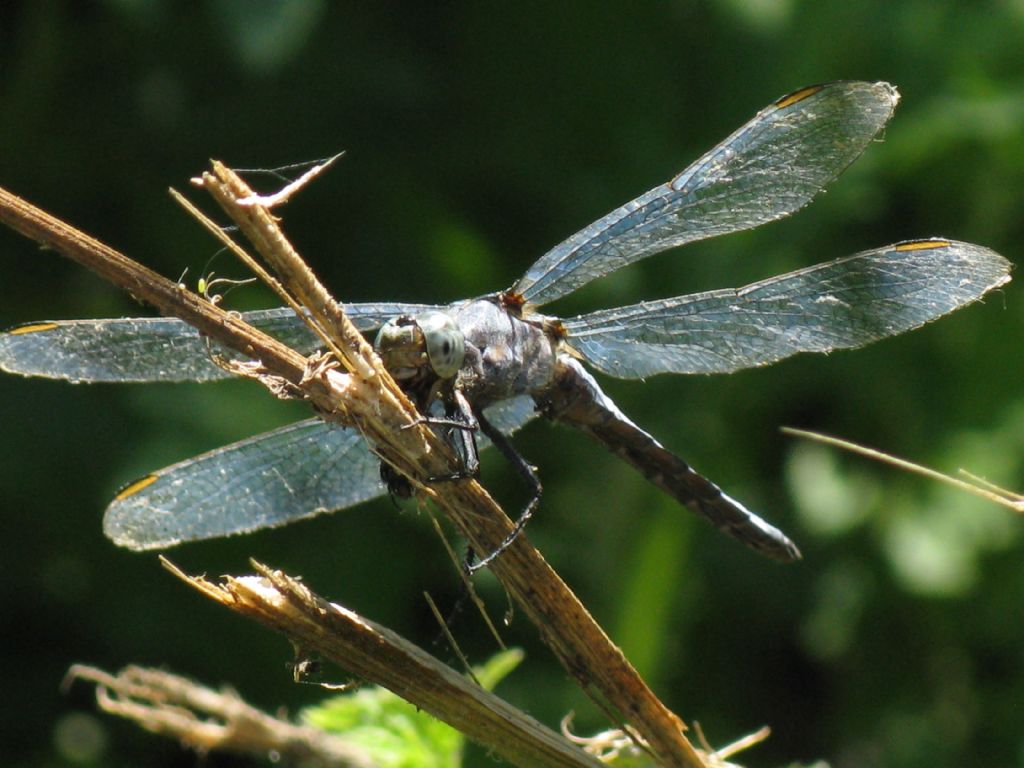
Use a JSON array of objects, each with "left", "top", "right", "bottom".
[
  {"left": 0, "top": 303, "right": 440, "bottom": 383},
  {"left": 104, "top": 418, "right": 382, "bottom": 550},
  {"left": 104, "top": 395, "right": 540, "bottom": 551},
  {"left": 514, "top": 81, "right": 900, "bottom": 306},
  {"left": 479, "top": 394, "right": 540, "bottom": 435},
  {"left": 563, "top": 240, "right": 1012, "bottom": 379}
]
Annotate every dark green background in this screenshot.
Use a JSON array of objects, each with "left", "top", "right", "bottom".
[{"left": 1, "top": 2, "right": 1022, "bottom": 767}]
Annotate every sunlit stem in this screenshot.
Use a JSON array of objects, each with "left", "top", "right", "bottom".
[{"left": 783, "top": 427, "right": 1024, "bottom": 513}]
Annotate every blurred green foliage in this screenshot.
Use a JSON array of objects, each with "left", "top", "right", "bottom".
[
  {"left": 301, "top": 649, "right": 523, "bottom": 768},
  {"left": 1, "top": 2, "right": 1022, "bottom": 767}
]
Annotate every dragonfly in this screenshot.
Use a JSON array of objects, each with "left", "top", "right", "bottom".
[{"left": 0, "top": 81, "right": 1011, "bottom": 562}]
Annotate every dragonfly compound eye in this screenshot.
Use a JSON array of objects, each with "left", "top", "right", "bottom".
[
  {"left": 374, "top": 316, "right": 424, "bottom": 379},
  {"left": 415, "top": 311, "right": 465, "bottom": 379}
]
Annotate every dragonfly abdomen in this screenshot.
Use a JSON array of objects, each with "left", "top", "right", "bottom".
[{"left": 538, "top": 356, "right": 801, "bottom": 562}]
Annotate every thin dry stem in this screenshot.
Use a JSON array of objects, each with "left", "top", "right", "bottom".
[
  {"left": 0, "top": 166, "right": 707, "bottom": 767},
  {"left": 783, "top": 427, "right": 1024, "bottom": 512},
  {"left": 199, "top": 159, "right": 376, "bottom": 379},
  {"left": 162, "top": 558, "right": 603, "bottom": 768},
  {"left": 193, "top": 161, "right": 706, "bottom": 766},
  {"left": 65, "top": 663, "right": 375, "bottom": 768}
]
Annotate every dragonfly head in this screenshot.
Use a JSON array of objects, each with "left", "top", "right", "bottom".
[{"left": 374, "top": 311, "right": 465, "bottom": 381}]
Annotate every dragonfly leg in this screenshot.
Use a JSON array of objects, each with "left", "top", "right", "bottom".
[
  {"left": 426, "top": 389, "right": 481, "bottom": 482},
  {"left": 402, "top": 415, "right": 477, "bottom": 432},
  {"left": 467, "top": 409, "right": 543, "bottom": 572},
  {"left": 379, "top": 390, "right": 483, "bottom": 499}
]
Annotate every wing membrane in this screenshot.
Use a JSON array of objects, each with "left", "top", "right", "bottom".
[
  {"left": 104, "top": 418, "right": 381, "bottom": 549},
  {"left": 564, "top": 240, "right": 1012, "bottom": 378},
  {"left": 104, "top": 395, "right": 539, "bottom": 550},
  {"left": 0, "top": 303, "right": 440, "bottom": 383},
  {"left": 514, "top": 81, "right": 899, "bottom": 306}
]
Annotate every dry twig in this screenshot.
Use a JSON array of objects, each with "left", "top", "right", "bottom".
[
  {"left": 0, "top": 162, "right": 707, "bottom": 767},
  {"left": 784, "top": 427, "right": 1024, "bottom": 513},
  {"left": 162, "top": 558, "right": 603, "bottom": 768},
  {"left": 65, "top": 664, "right": 375, "bottom": 768}
]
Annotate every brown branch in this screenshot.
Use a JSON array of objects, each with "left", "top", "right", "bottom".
[
  {"left": 196, "top": 161, "right": 706, "bottom": 768},
  {"left": 65, "top": 663, "right": 376, "bottom": 768},
  {"left": 199, "top": 159, "right": 375, "bottom": 378},
  {"left": 162, "top": 558, "right": 604, "bottom": 768},
  {"left": 0, "top": 185, "right": 312, "bottom": 388},
  {"left": 0, "top": 166, "right": 707, "bottom": 767}
]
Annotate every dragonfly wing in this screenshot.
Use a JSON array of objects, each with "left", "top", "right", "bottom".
[
  {"left": 479, "top": 394, "right": 540, "bottom": 437},
  {"left": 539, "top": 357, "right": 800, "bottom": 561},
  {"left": 104, "top": 418, "right": 385, "bottom": 550},
  {"left": 343, "top": 302, "right": 444, "bottom": 328},
  {"left": 105, "top": 394, "right": 538, "bottom": 551},
  {"left": 564, "top": 240, "right": 1012, "bottom": 378},
  {"left": 514, "top": 81, "right": 899, "bottom": 306},
  {"left": 0, "top": 303, "right": 441, "bottom": 383}
]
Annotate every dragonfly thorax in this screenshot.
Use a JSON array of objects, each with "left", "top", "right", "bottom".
[{"left": 450, "top": 299, "right": 560, "bottom": 409}]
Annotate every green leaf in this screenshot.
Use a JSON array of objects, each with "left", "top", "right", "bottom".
[{"left": 299, "top": 649, "right": 523, "bottom": 768}]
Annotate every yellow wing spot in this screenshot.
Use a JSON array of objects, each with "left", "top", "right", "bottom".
[
  {"left": 9, "top": 322, "right": 60, "bottom": 336},
  {"left": 774, "top": 84, "right": 824, "bottom": 110},
  {"left": 895, "top": 239, "right": 950, "bottom": 252},
  {"left": 114, "top": 474, "right": 159, "bottom": 501}
]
